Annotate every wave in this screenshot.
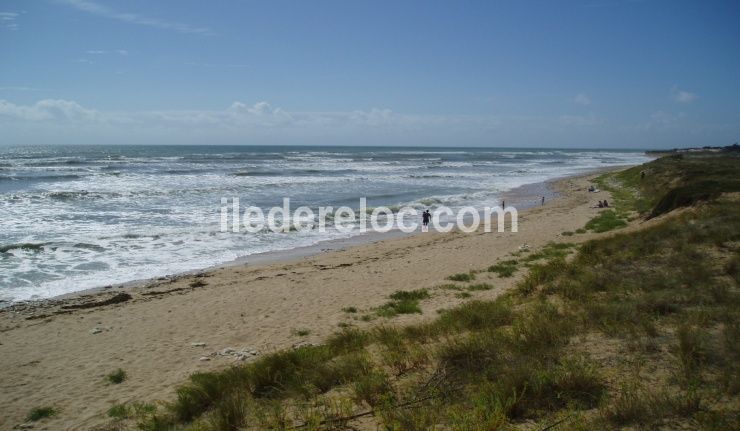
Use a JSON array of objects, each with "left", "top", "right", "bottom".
[
  {"left": 72, "top": 243, "right": 107, "bottom": 252},
  {"left": 44, "top": 190, "right": 129, "bottom": 201},
  {"left": 0, "top": 174, "right": 82, "bottom": 182},
  {"left": 405, "top": 174, "right": 456, "bottom": 179},
  {"left": 232, "top": 171, "right": 279, "bottom": 177},
  {"left": 0, "top": 241, "right": 112, "bottom": 254},
  {"left": 0, "top": 242, "right": 47, "bottom": 253}
]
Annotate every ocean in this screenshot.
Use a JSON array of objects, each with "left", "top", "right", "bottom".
[{"left": 0, "top": 145, "right": 651, "bottom": 302}]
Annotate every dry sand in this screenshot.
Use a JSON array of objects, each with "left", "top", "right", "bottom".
[{"left": 0, "top": 170, "right": 620, "bottom": 430}]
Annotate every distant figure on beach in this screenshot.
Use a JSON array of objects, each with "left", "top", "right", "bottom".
[
  {"left": 597, "top": 201, "right": 604, "bottom": 208},
  {"left": 603, "top": 200, "right": 609, "bottom": 207},
  {"left": 541, "top": 196, "right": 545, "bottom": 206},
  {"left": 501, "top": 200, "right": 505, "bottom": 208},
  {"left": 641, "top": 171, "right": 646, "bottom": 180},
  {"left": 588, "top": 185, "right": 595, "bottom": 192},
  {"left": 422, "top": 209, "right": 431, "bottom": 228}
]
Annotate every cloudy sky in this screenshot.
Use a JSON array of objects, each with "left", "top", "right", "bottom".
[{"left": 1, "top": 0, "right": 739, "bottom": 148}]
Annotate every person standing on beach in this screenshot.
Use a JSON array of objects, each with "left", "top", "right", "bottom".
[
  {"left": 541, "top": 196, "right": 545, "bottom": 206},
  {"left": 422, "top": 209, "right": 431, "bottom": 230}
]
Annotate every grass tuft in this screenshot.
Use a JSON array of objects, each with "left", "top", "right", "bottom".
[
  {"left": 26, "top": 406, "right": 56, "bottom": 421},
  {"left": 447, "top": 272, "right": 475, "bottom": 282},
  {"left": 292, "top": 328, "right": 311, "bottom": 337},
  {"left": 488, "top": 259, "right": 518, "bottom": 277},
  {"left": 107, "top": 368, "right": 127, "bottom": 384},
  {"left": 585, "top": 210, "right": 628, "bottom": 232}
]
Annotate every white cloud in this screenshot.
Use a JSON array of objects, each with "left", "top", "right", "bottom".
[
  {"left": 0, "top": 99, "right": 492, "bottom": 136},
  {"left": 672, "top": 87, "right": 697, "bottom": 104},
  {"left": 0, "top": 12, "right": 19, "bottom": 30},
  {"left": 0, "top": 99, "right": 611, "bottom": 133},
  {"left": 3, "top": 98, "right": 733, "bottom": 148},
  {"left": 60, "top": 0, "right": 211, "bottom": 35},
  {"left": 0, "top": 99, "right": 97, "bottom": 122},
  {"left": 573, "top": 93, "right": 591, "bottom": 105}
]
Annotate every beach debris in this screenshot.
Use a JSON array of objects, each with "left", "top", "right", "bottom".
[
  {"left": 90, "top": 325, "right": 111, "bottom": 334},
  {"left": 190, "top": 342, "right": 207, "bottom": 347},
  {"left": 62, "top": 292, "right": 132, "bottom": 310},
  {"left": 518, "top": 244, "right": 531, "bottom": 251},
  {"left": 234, "top": 349, "right": 259, "bottom": 361},
  {"left": 292, "top": 341, "right": 317, "bottom": 350},
  {"left": 141, "top": 287, "right": 188, "bottom": 296},
  {"left": 199, "top": 356, "right": 210, "bottom": 361},
  {"left": 202, "top": 347, "right": 261, "bottom": 362}
]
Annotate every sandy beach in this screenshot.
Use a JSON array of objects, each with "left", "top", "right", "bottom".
[{"left": 0, "top": 170, "right": 619, "bottom": 430}]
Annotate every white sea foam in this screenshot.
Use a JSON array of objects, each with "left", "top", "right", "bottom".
[{"left": 0, "top": 146, "right": 652, "bottom": 302}]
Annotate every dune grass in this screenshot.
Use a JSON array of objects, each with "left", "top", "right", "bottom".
[
  {"left": 106, "top": 368, "right": 127, "bottom": 385},
  {"left": 488, "top": 259, "right": 518, "bottom": 277},
  {"left": 26, "top": 406, "right": 56, "bottom": 422},
  {"left": 115, "top": 153, "right": 738, "bottom": 430},
  {"left": 584, "top": 209, "right": 628, "bottom": 232},
  {"left": 375, "top": 289, "right": 430, "bottom": 318},
  {"left": 447, "top": 272, "right": 475, "bottom": 282}
]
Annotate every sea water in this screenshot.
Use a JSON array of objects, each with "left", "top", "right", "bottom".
[{"left": 0, "top": 145, "right": 651, "bottom": 302}]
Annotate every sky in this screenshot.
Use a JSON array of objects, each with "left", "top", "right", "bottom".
[{"left": 1, "top": 0, "right": 739, "bottom": 148}]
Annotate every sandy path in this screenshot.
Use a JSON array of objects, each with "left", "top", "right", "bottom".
[{"left": 0, "top": 172, "right": 616, "bottom": 430}]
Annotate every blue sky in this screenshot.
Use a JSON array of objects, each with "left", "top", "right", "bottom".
[{"left": 1, "top": 0, "right": 739, "bottom": 148}]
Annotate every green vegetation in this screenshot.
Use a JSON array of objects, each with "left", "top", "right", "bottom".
[
  {"left": 447, "top": 272, "right": 475, "bottom": 282},
  {"left": 584, "top": 209, "right": 628, "bottom": 232},
  {"left": 26, "top": 406, "right": 56, "bottom": 421},
  {"left": 107, "top": 403, "right": 130, "bottom": 419},
  {"left": 439, "top": 283, "right": 493, "bottom": 292},
  {"left": 293, "top": 328, "right": 311, "bottom": 337},
  {"left": 341, "top": 306, "right": 358, "bottom": 313},
  {"left": 376, "top": 289, "right": 429, "bottom": 317},
  {"left": 466, "top": 283, "right": 493, "bottom": 291},
  {"left": 521, "top": 242, "right": 575, "bottom": 263},
  {"left": 388, "top": 289, "right": 430, "bottom": 301},
  {"left": 106, "top": 368, "right": 127, "bottom": 384},
  {"left": 116, "top": 153, "right": 737, "bottom": 430},
  {"left": 488, "top": 259, "right": 518, "bottom": 277},
  {"left": 588, "top": 152, "right": 740, "bottom": 232},
  {"left": 107, "top": 402, "right": 157, "bottom": 420}
]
